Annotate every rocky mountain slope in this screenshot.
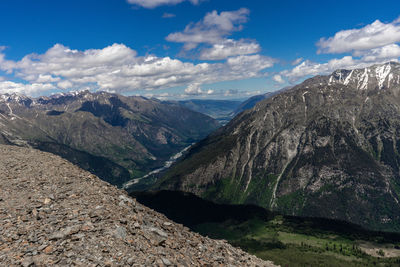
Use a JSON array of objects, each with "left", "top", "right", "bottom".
[
  {"left": 0, "top": 145, "right": 276, "bottom": 266},
  {"left": 233, "top": 87, "right": 291, "bottom": 117},
  {"left": 158, "top": 62, "right": 400, "bottom": 232},
  {"left": 0, "top": 91, "right": 219, "bottom": 186},
  {"left": 233, "top": 94, "right": 269, "bottom": 116}
]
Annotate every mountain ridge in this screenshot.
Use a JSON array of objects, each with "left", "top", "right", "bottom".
[
  {"left": 0, "top": 90, "right": 219, "bottom": 186},
  {"left": 158, "top": 61, "right": 400, "bottom": 232}
]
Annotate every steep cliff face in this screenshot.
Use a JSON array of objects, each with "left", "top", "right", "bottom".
[
  {"left": 0, "top": 145, "right": 276, "bottom": 266},
  {"left": 0, "top": 91, "right": 219, "bottom": 186},
  {"left": 159, "top": 62, "right": 400, "bottom": 232}
]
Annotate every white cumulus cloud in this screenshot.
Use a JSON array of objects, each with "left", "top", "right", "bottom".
[
  {"left": 199, "top": 39, "right": 260, "bottom": 60},
  {"left": 291, "top": 57, "right": 303, "bottom": 65},
  {"left": 184, "top": 83, "right": 203, "bottom": 95},
  {"left": 357, "top": 44, "right": 400, "bottom": 62},
  {"left": 166, "top": 8, "right": 266, "bottom": 61},
  {"left": 272, "top": 74, "right": 284, "bottom": 84},
  {"left": 226, "top": 54, "right": 275, "bottom": 74},
  {"left": 166, "top": 8, "right": 250, "bottom": 50},
  {"left": 317, "top": 17, "right": 400, "bottom": 54},
  {"left": 183, "top": 83, "right": 215, "bottom": 96},
  {"left": 0, "top": 81, "right": 55, "bottom": 95}
]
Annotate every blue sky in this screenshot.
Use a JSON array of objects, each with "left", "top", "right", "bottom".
[{"left": 0, "top": 0, "right": 399, "bottom": 99}]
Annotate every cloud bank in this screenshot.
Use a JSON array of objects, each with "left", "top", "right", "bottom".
[{"left": 0, "top": 43, "right": 274, "bottom": 96}]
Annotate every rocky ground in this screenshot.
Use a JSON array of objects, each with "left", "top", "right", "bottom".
[{"left": 0, "top": 145, "right": 277, "bottom": 266}]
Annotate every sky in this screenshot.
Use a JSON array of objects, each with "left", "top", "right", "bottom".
[{"left": 0, "top": 0, "right": 399, "bottom": 99}]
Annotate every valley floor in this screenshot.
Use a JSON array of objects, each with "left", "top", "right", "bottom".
[{"left": 134, "top": 190, "right": 400, "bottom": 267}]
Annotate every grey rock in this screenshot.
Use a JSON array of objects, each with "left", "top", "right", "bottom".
[
  {"left": 148, "top": 227, "right": 168, "bottom": 238},
  {"left": 49, "top": 225, "right": 80, "bottom": 240},
  {"left": 161, "top": 257, "right": 172, "bottom": 266},
  {"left": 119, "top": 194, "right": 134, "bottom": 205},
  {"left": 127, "top": 257, "right": 135, "bottom": 264},
  {"left": 113, "top": 226, "right": 127, "bottom": 240},
  {"left": 37, "top": 244, "right": 47, "bottom": 251},
  {"left": 21, "top": 257, "right": 34, "bottom": 267}
]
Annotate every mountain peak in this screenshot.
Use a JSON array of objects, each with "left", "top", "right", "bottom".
[
  {"left": 49, "top": 89, "right": 91, "bottom": 98},
  {"left": 159, "top": 61, "right": 400, "bottom": 232},
  {"left": 0, "top": 92, "right": 30, "bottom": 102},
  {"left": 328, "top": 61, "right": 400, "bottom": 90}
]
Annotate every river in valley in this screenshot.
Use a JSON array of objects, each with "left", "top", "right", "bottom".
[{"left": 122, "top": 144, "right": 193, "bottom": 190}]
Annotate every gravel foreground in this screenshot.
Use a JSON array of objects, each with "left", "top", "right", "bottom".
[{"left": 0, "top": 145, "right": 277, "bottom": 266}]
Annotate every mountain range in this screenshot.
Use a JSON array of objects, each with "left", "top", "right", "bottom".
[
  {"left": 158, "top": 62, "right": 400, "bottom": 232},
  {"left": 176, "top": 99, "right": 242, "bottom": 125},
  {"left": 175, "top": 93, "right": 280, "bottom": 125},
  {"left": 0, "top": 91, "right": 219, "bottom": 186}
]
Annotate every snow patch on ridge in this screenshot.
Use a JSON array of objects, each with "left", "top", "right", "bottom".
[
  {"left": 269, "top": 130, "right": 300, "bottom": 209},
  {"left": 375, "top": 64, "right": 391, "bottom": 89},
  {"left": 359, "top": 68, "right": 370, "bottom": 90},
  {"left": 328, "top": 75, "right": 333, "bottom": 85},
  {"left": 343, "top": 70, "right": 353, "bottom": 85},
  {"left": 329, "top": 62, "right": 400, "bottom": 90}
]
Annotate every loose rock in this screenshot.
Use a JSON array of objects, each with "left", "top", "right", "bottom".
[{"left": 0, "top": 145, "right": 277, "bottom": 266}]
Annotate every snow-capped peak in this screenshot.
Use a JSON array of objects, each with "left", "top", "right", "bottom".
[
  {"left": 327, "top": 62, "right": 400, "bottom": 90},
  {"left": 375, "top": 63, "right": 392, "bottom": 89},
  {"left": 0, "top": 93, "right": 31, "bottom": 104}
]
